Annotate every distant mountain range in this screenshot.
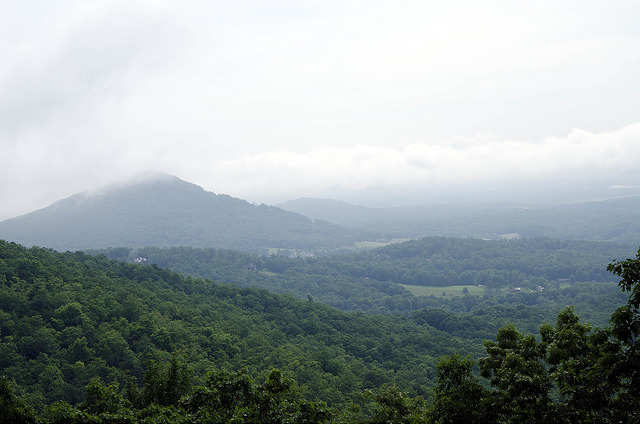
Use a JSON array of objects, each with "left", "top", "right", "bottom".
[
  {"left": 276, "top": 195, "right": 640, "bottom": 243},
  {"left": 0, "top": 174, "right": 373, "bottom": 252},
  {"left": 2, "top": 173, "right": 637, "bottom": 253}
]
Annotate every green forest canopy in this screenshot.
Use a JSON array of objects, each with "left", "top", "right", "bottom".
[
  {"left": 1, "top": 240, "right": 639, "bottom": 422},
  {"left": 91, "top": 237, "right": 635, "bottom": 326},
  {"left": 0, "top": 240, "right": 475, "bottom": 411}
]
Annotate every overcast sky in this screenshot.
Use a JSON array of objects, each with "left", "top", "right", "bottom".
[{"left": 1, "top": 0, "right": 639, "bottom": 219}]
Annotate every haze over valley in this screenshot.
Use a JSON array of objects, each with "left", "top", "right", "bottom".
[{"left": 1, "top": 1, "right": 640, "bottom": 422}]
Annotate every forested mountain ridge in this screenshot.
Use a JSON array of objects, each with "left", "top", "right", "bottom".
[
  {"left": 277, "top": 195, "right": 640, "bottom": 242},
  {"left": 0, "top": 174, "right": 373, "bottom": 253},
  {"left": 0, "top": 239, "right": 476, "bottom": 412}
]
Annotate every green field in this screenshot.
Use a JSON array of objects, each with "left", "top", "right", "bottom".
[
  {"left": 401, "top": 282, "right": 590, "bottom": 298},
  {"left": 267, "top": 247, "right": 293, "bottom": 255},
  {"left": 400, "top": 283, "right": 486, "bottom": 297},
  {"left": 353, "top": 238, "right": 411, "bottom": 248},
  {"left": 267, "top": 239, "right": 411, "bottom": 254}
]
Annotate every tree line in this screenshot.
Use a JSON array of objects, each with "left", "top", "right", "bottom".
[{"left": 91, "top": 237, "right": 634, "bottom": 318}]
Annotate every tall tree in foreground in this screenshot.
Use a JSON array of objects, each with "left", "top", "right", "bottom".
[
  {"left": 479, "top": 324, "right": 554, "bottom": 423},
  {"left": 0, "top": 376, "right": 39, "bottom": 424},
  {"left": 430, "top": 354, "right": 494, "bottom": 424},
  {"left": 539, "top": 307, "right": 612, "bottom": 422},
  {"left": 433, "top": 248, "right": 640, "bottom": 424},
  {"left": 606, "top": 249, "right": 640, "bottom": 422}
]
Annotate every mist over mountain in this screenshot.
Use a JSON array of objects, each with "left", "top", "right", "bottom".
[
  {"left": 288, "top": 174, "right": 640, "bottom": 209},
  {"left": 277, "top": 194, "right": 640, "bottom": 243},
  {"left": 0, "top": 174, "right": 373, "bottom": 252}
]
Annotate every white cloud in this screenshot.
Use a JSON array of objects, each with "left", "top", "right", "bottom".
[
  {"left": 306, "top": 118, "right": 351, "bottom": 127},
  {"left": 1, "top": 0, "right": 639, "bottom": 218},
  {"left": 189, "top": 122, "right": 640, "bottom": 203},
  {"left": 0, "top": 1, "right": 181, "bottom": 136}
]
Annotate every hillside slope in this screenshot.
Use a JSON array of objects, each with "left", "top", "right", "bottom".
[
  {"left": 0, "top": 174, "right": 372, "bottom": 252},
  {"left": 0, "top": 240, "right": 471, "bottom": 409}
]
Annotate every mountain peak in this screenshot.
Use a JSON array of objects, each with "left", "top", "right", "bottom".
[
  {"left": 0, "top": 175, "right": 369, "bottom": 252},
  {"left": 86, "top": 172, "right": 203, "bottom": 196}
]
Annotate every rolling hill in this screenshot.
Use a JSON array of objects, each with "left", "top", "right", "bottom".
[
  {"left": 0, "top": 174, "right": 373, "bottom": 252},
  {"left": 0, "top": 239, "right": 471, "bottom": 411}
]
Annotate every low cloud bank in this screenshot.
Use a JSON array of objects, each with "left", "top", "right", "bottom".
[
  {"left": 2, "top": 122, "right": 639, "bottom": 220},
  {"left": 197, "top": 123, "right": 640, "bottom": 204}
]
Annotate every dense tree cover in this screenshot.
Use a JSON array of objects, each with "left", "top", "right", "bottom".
[
  {"left": 423, "top": 249, "right": 640, "bottom": 424},
  {"left": 0, "top": 240, "right": 477, "bottom": 414},
  {"left": 91, "top": 238, "right": 633, "bottom": 323},
  {"left": 357, "top": 237, "right": 630, "bottom": 286},
  {"left": 2, "top": 244, "right": 639, "bottom": 422},
  {"left": 1, "top": 365, "right": 334, "bottom": 423}
]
